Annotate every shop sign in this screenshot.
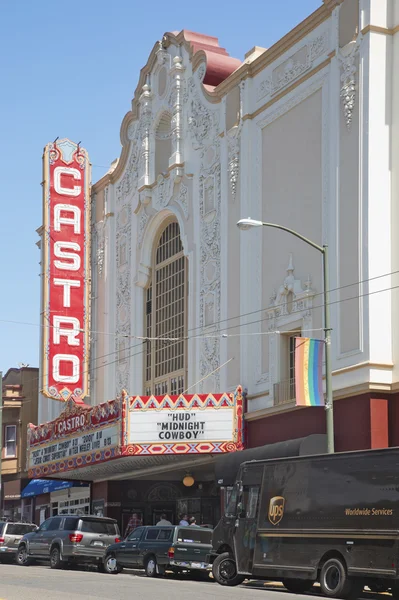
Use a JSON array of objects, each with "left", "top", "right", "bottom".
[
  {"left": 41, "top": 139, "right": 91, "bottom": 402},
  {"left": 124, "top": 387, "right": 244, "bottom": 455},
  {"left": 28, "top": 398, "right": 121, "bottom": 478}
]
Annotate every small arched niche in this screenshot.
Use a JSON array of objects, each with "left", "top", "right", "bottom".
[{"left": 155, "top": 112, "right": 172, "bottom": 177}]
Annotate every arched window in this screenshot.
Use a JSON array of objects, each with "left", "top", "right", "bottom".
[{"left": 144, "top": 221, "right": 187, "bottom": 396}]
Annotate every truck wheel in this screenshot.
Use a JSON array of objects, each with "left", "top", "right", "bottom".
[
  {"left": 282, "top": 579, "right": 314, "bottom": 594},
  {"left": 212, "top": 552, "right": 245, "bottom": 587},
  {"left": 16, "top": 545, "right": 31, "bottom": 567},
  {"left": 145, "top": 556, "right": 158, "bottom": 578},
  {"left": 320, "top": 557, "right": 358, "bottom": 599},
  {"left": 50, "top": 546, "right": 65, "bottom": 569},
  {"left": 102, "top": 554, "right": 122, "bottom": 574}
]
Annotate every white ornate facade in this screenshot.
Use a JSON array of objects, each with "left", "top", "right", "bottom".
[{"left": 39, "top": 0, "right": 399, "bottom": 448}]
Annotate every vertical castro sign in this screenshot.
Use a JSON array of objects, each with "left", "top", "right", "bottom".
[{"left": 42, "top": 139, "right": 91, "bottom": 402}]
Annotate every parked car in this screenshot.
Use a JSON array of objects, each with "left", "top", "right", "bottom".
[
  {"left": 16, "top": 514, "right": 121, "bottom": 570},
  {"left": 0, "top": 521, "right": 38, "bottom": 561},
  {"left": 103, "top": 525, "right": 213, "bottom": 578}
]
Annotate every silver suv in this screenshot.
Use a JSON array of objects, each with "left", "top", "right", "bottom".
[
  {"left": 16, "top": 515, "right": 121, "bottom": 570},
  {"left": 0, "top": 521, "right": 37, "bottom": 561}
]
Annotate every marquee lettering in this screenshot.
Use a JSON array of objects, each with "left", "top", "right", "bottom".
[{"left": 41, "top": 140, "right": 90, "bottom": 400}]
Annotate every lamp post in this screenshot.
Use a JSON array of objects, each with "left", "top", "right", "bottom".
[{"left": 237, "top": 218, "right": 334, "bottom": 454}]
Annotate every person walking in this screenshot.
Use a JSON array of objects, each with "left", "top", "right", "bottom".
[
  {"left": 124, "top": 512, "right": 142, "bottom": 538},
  {"left": 179, "top": 513, "right": 189, "bottom": 526},
  {"left": 189, "top": 516, "right": 200, "bottom": 527},
  {"left": 156, "top": 513, "right": 172, "bottom": 526}
]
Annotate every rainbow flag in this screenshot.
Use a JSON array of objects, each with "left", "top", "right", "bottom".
[{"left": 295, "top": 337, "right": 324, "bottom": 407}]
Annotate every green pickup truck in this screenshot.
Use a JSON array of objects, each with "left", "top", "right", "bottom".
[{"left": 103, "top": 525, "right": 213, "bottom": 578}]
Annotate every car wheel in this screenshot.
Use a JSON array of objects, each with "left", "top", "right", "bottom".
[
  {"left": 50, "top": 546, "right": 64, "bottom": 569},
  {"left": 212, "top": 552, "right": 245, "bottom": 587},
  {"left": 145, "top": 556, "right": 158, "bottom": 578},
  {"left": 16, "top": 545, "right": 31, "bottom": 567},
  {"left": 320, "top": 557, "right": 361, "bottom": 599},
  {"left": 103, "top": 554, "right": 122, "bottom": 575},
  {"left": 282, "top": 579, "right": 314, "bottom": 594}
]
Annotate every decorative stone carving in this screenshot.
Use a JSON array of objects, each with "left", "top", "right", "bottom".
[
  {"left": 187, "top": 77, "right": 219, "bottom": 149},
  {"left": 116, "top": 135, "right": 139, "bottom": 203},
  {"left": 127, "top": 121, "right": 137, "bottom": 141},
  {"left": 267, "top": 254, "right": 315, "bottom": 320},
  {"left": 339, "top": 51, "right": 357, "bottom": 130},
  {"left": 227, "top": 125, "right": 240, "bottom": 200},
  {"left": 196, "top": 63, "right": 206, "bottom": 82},
  {"left": 155, "top": 174, "right": 174, "bottom": 209},
  {"left": 199, "top": 141, "right": 221, "bottom": 391},
  {"left": 156, "top": 41, "right": 169, "bottom": 66},
  {"left": 137, "top": 209, "right": 149, "bottom": 247},
  {"left": 95, "top": 220, "right": 105, "bottom": 277},
  {"left": 256, "top": 32, "right": 328, "bottom": 102},
  {"left": 176, "top": 182, "right": 189, "bottom": 219}
]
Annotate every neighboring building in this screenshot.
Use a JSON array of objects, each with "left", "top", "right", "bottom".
[
  {"left": 34, "top": 0, "right": 399, "bottom": 525},
  {"left": 1, "top": 367, "right": 39, "bottom": 520}
]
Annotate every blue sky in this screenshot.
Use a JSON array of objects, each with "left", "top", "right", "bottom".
[{"left": 0, "top": 0, "right": 321, "bottom": 374}]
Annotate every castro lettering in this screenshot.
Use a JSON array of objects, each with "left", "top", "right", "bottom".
[
  {"left": 41, "top": 140, "right": 90, "bottom": 400},
  {"left": 57, "top": 414, "right": 86, "bottom": 435}
]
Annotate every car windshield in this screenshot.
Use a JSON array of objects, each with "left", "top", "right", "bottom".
[
  {"left": 176, "top": 527, "right": 212, "bottom": 544},
  {"left": 79, "top": 519, "right": 118, "bottom": 535},
  {"left": 6, "top": 524, "right": 37, "bottom": 535}
]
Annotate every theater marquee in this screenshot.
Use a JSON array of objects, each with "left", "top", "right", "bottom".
[
  {"left": 41, "top": 139, "right": 91, "bottom": 402},
  {"left": 26, "top": 388, "right": 244, "bottom": 479},
  {"left": 28, "top": 399, "right": 121, "bottom": 478},
  {"left": 123, "top": 387, "right": 244, "bottom": 456}
]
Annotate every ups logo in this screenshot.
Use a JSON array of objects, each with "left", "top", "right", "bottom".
[{"left": 268, "top": 496, "right": 285, "bottom": 525}]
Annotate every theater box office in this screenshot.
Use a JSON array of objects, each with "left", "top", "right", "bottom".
[{"left": 27, "top": 387, "right": 244, "bottom": 529}]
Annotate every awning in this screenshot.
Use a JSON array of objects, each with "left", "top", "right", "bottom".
[
  {"left": 21, "top": 479, "right": 89, "bottom": 498},
  {"left": 215, "top": 434, "right": 327, "bottom": 486}
]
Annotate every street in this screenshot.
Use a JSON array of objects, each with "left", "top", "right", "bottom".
[
  {"left": 0, "top": 564, "right": 384, "bottom": 600},
  {"left": 0, "top": 563, "right": 298, "bottom": 600}
]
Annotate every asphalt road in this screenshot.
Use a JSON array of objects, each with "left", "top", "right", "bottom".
[
  {"left": 0, "top": 563, "right": 309, "bottom": 600},
  {"left": 0, "top": 563, "right": 386, "bottom": 600}
]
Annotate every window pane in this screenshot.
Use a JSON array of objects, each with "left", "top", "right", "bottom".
[
  {"left": 48, "top": 518, "right": 62, "bottom": 531},
  {"left": 145, "top": 528, "right": 159, "bottom": 540},
  {"left": 127, "top": 527, "right": 144, "bottom": 541},
  {"left": 158, "top": 529, "right": 172, "bottom": 541},
  {"left": 176, "top": 528, "right": 212, "bottom": 544},
  {"left": 6, "top": 524, "right": 37, "bottom": 535},
  {"left": 79, "top": 519, "right": 117, "bottom": 534},
  {"left": 5, "top": 426, "right": 16, "bottom": 457},
  {"left": 246, "top": 487, "right": 260, "bottom": 519},
  {"left": 63, "top": 518, "right": 79, "bottom": 531}
]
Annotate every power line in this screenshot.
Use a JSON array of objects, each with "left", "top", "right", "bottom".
[
  {"left": 38, "top": 279, "right": 399, "bottom": 398},
  {"left": 0, "top": 267, "right": 397, "bottom": 342},
  {"left": 9, "top": 275, "right": 399, "bottom": 394}
]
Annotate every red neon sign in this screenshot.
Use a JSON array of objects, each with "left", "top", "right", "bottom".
[{"left": 41, "top": 139, "right": 91, "bottom": 401}]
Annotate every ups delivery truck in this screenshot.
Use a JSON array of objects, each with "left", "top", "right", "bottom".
[{"left": 209, "top": 447, "right": 399, "bottom": 598}]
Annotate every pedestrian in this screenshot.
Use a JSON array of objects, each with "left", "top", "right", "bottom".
[
  {"left": 156, "top": 513, "right": 172, "bottom": 526},
  {"left": 189, "top": 516, "right": 199, "bottom": 527},
  {"left": 179, "top": 513, "right": 189, "bottom": 526},
  {"left": 124, "top": 512, "right": 142, "bottom": 538}
]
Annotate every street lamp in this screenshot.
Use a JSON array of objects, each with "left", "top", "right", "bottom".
[{"left": 237, "top": 217, "right": 334, "bottom": 454}]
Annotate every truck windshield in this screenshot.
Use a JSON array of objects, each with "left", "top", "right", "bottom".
[{"left": 225, "top": 487, "right": 238, "bottom": 517}]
